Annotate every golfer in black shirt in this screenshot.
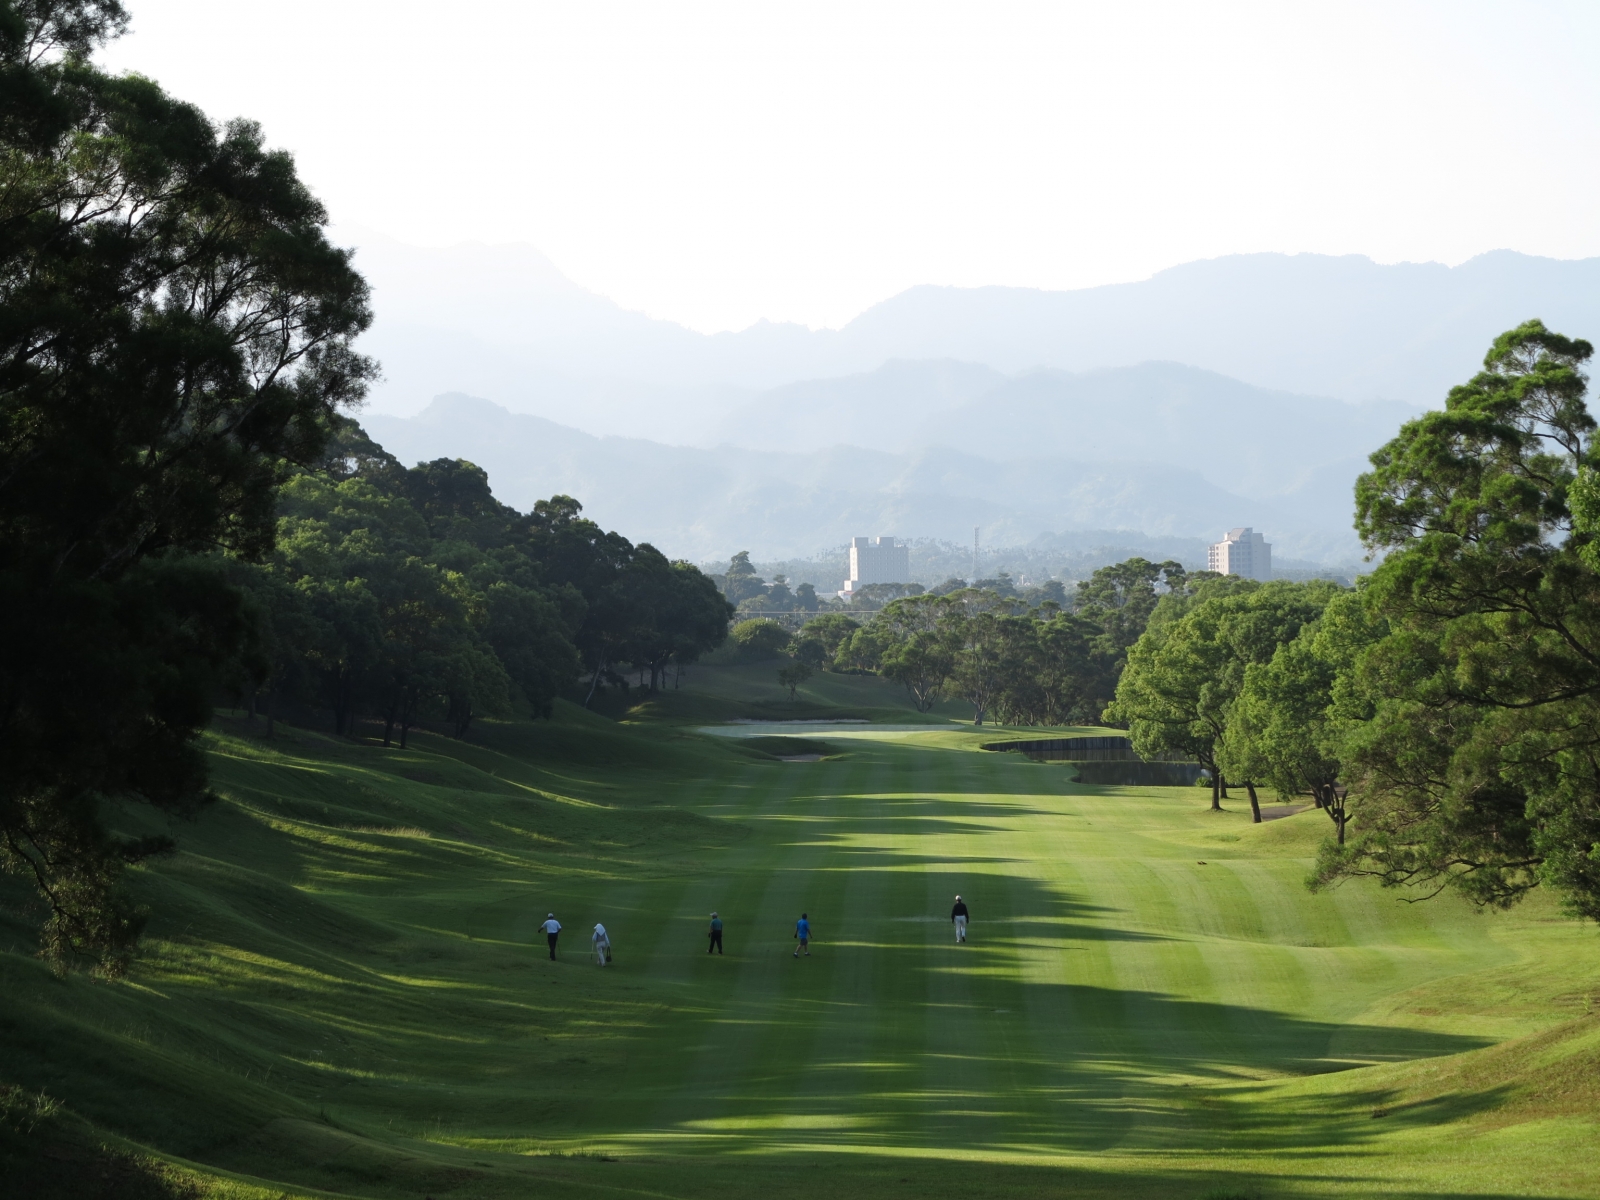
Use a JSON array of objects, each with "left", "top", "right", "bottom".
[{"left": 951, "top": 895, "right": 969, "bottom": 943}]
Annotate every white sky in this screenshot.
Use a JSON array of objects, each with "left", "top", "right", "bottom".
[{"left": 102, "top": 1, "right": 1600, "bottom": 333}]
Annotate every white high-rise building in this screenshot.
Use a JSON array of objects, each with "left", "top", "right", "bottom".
[
  {"left": 841, "top": 536, "right": 910, "bottom": 596},
  {"left": 1208, "top": 527, "right": 1272, "bottom": 581}
]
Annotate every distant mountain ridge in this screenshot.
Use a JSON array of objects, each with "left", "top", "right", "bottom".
[
  {"left": 349, "top": 230, "right": 1600, "bottom": 434},
  {"left": 361, "top": 391, "right": 1369, "bottom": 564},
  {"left": 345, "top": 232, "right": 1600, "bottom": 565},
  {"left": 712, "top": 359, "right": 1415, "bottom": 505}
]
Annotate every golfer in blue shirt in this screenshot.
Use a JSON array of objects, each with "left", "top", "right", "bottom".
[{"left": 793, "top": 912, "right": 811, "bottom": 958}]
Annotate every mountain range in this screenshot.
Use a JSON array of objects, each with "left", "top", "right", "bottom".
[
  {"left": 344, "top": 230, "right": 1600, "bottom": 564},
  {"left": 363, "top": 372, "right": 1395, "bottom": 564}
]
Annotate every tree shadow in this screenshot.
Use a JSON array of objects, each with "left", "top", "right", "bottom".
[{"left": 603, "top": 968, "right": 1495, "bottom": 1159}]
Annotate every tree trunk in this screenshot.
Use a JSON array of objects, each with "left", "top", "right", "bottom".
[
  {"left": 266, "top": 686, "right": 278, "bottom": 738},
  {"left": 399, "top": 689, "right": 416, "bottom": 749},
  {"left": 1210, "top": 772, "right": 1222, "bottom": 811},
  {"left": 331, "top": 672, "right": 345, "bottom": 736},
  {"left": 1245, "top": 780, "right": 1262, "bottom": 823},
  {"left": 1219, "top": 776, "right": 1230, "bottom": 799},
  {"left": 1329, "top": 788, "right": 1348, "bottom": 843},
  {"left": 583, "top": 659, "right": 606, "bottom": 708}
]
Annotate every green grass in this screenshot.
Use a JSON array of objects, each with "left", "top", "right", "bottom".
[{"left": 1, "top": 669, "right": 1597, "bottom": 1199}]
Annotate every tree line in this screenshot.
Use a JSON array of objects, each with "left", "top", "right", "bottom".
[
  {"left": 740, "top": 556, "right": 1194, "bottom": 724},
  {"left": 235, "top": 426, "right": 731, "bottom": 748}
]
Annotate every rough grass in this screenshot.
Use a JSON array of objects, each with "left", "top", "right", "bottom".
[{"left": 0, "top": 673, "right": 1596, "bottom": 1199}]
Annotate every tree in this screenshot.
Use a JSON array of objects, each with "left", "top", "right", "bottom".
[
  {"left": 480, "top": 580, "right": 580, "bottom": 717},
  {"left": 992, "top": 610, "right": 1100, "bottom": 727},
  {"left": 722, "top": 551, "right": 766, "bottom": 605},
  {"left": 846, "top": 582, "right": 924, "bottom": 611},
  {"left": 1020, "top": 578, "right": 1069, "bottom": 610},
  {"left": 621, "top": 549, "right": 732, "bottom": 691},
  {"left": 1072, "top": 558, "right": 1193, "bottom": 715},
  {"left": 1220, "top": 590, "right": 1383, "bottom": 830},
  {"left": 874, "top": 594, "right": 955, "bottom": 713},
  {"left": 1031, "top": 610, "right": 1102, "bottom": 725},
  {"left": 400, "top": 458, "right": 515, "bottom": 543},
  {"left": 946, "top": 607, "right": 1010, "bottom": 726},
  {"left": 1107, "top": 581, "right": 1338, "bottom": 810},
  {"left": 974, "top": 572, "right": 1019, "bottom": 597},
  {"left": 833, "top": 623, "right": 891, "bottom": 674},
  {"left": 0, "top": 1, "right": 374, "bottom": 971},
  {"left": 1074, "top": 558, "right": 1188, "bottom": 655},
  {"left": 1319, "top": 321, "right": 1600, "bottom": 919},
  {"left": 797, "top": 613, "right": 860, "bottom": 665},
  {"left": 777, "top": 660, "right": 814, "bottom": 701},
  {"left": 764, "top": 575, "right": 795, "bottom": 612},
  {"left": 730, "top": 618, "right": 792, "bottom": 659},
  {"left": 521, "top": 495, "right": 642, "bottom": 705}
]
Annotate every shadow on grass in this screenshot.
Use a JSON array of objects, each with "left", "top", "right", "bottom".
[
  {"left": 211, "top": 1118, "right": 1585, "bottom": 1200},
  {"left": 6, "top": 711, "right": 1552, "bottom": 1200}
]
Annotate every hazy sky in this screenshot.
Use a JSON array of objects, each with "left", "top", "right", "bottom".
[{"left": 102, "top": 1, "right": 1600, "bottom": 333}]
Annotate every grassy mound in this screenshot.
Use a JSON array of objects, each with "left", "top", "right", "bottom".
[{"left": 737, "top": 736, "right": 839, "bottom": 758}]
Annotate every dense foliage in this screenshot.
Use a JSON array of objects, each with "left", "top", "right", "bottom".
[
  {"left": 1112, "top": 321, "right": 1600, "bottom": 922},
  {"left": 1109, "top": 577, "right": 1344, "bottom": 816},
  {"left": 237, "top": 427, "right": 731, "bottom": 745},
  {"left": 0, "top": 2, "right": 730, "bottom": 971},
  {"left": 0, "top": 0, "right": 374, "bottom": 971},
  {"left": 1317, "top": 321, "right": 1600, "bottom": 919},
  {"left": 781, "top": 558, "right": 1196, "bottom": 724}
]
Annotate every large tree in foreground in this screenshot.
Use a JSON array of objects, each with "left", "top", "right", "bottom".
[
  {"left": 1319, "top": 321, "right": 1600, "bottom": 920},
  {"left": 0, "top": 0, "right": 373, "bottom": 970}
]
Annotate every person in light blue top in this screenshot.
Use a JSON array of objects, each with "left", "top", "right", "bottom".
[{"left": 793, "top": 912, "right": 811, "bottom": 958}]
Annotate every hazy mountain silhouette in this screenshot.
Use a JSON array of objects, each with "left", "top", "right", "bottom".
[
  {"left": 346, "top": 233, "right": 1599, "bottom": 562},
  {"left": 713, "top": 360, "right": 1007, "bottom": 452},
  {"left": 349, "top": 229, "right": 1600, "bottom": 430},
  {"left": 362, "top": 395, "right": 1362, "bottom": 563},
  {"left": 918, "top": 362, "right": 1416, "bottom": 500},
  {"left": 711, "top": 360, "right": 1413, "bottom": 503}
]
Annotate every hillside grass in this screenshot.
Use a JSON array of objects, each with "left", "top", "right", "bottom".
[{"left": 0, "top": 669, "right": 1596, "bottom": 1199}]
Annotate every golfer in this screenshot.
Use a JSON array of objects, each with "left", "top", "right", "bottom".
[
  {"left": 793, "top": 912, "right": 811, "bottom": 958},
  {"left": 592, "top": 922, "right": 611, "bottom": 966},
  {"left": 540, "top": 913, "right": 562, "bottom": 960},
  {"left": 708, "top": 911, "right": 724, "bottom": 955},
  {"left": 951, "top": 894, "right": 969, "bottom": 943}
]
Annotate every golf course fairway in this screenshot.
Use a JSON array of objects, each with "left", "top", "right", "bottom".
[{"left": 2, "top": 682, "right": 1597, "bottom": 1199}]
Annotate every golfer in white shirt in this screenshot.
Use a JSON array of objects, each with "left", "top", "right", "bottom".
[
  {"left": 540, "top": 913, "right": 561, "bottom": 960},
  {"left": 592, "top": 923, "right": 611, "bottom": 966}
]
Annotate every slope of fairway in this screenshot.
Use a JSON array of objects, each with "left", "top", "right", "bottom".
[{"left": 1, "top": 694, "right": 1597, "bottom": 1199}]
